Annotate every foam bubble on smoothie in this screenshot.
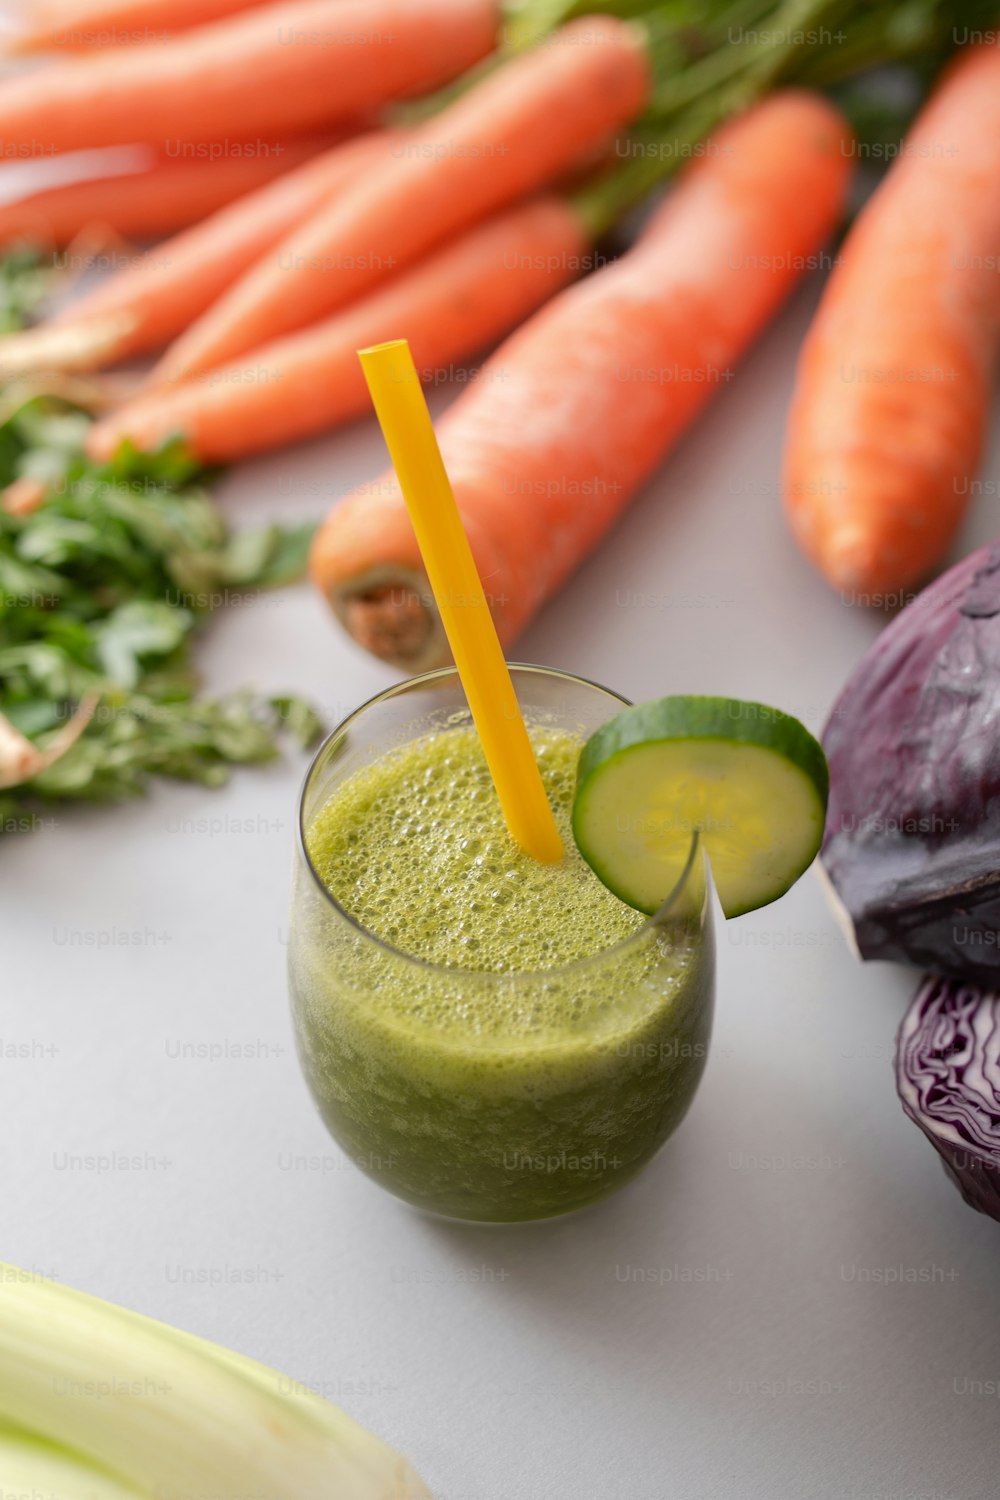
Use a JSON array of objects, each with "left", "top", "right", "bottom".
[{"left": 306, "top": 725, "right": 645, "bottom": 974}]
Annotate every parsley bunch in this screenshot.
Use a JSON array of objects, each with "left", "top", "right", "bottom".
[{"left": 0, "top": 380, "right": 321, "bottom": 829}]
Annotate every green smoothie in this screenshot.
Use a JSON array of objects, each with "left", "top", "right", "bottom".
[{"left": 290, "top": 722, "right": 713, "bottom": 1222}]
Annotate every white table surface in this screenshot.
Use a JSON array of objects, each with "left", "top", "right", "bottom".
[{"left": 3, "top": 226, "right": 1000, "bottom": 1498}]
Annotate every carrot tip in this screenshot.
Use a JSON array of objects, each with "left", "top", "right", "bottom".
[
  {"left": 85, "top": 426, "right": 116, "bottom": 463},
  {"left": 0, "top": 315, "right": 136, "bottom": 376},
  {"left": 818, "top": 528, "right": 911, "bottom": 598},
  {"left": 0, "top": 31, "right": 32, "bottom": 58}
]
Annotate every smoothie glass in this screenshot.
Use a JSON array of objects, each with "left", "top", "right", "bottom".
[{"left": 289, "top": 665, "right": 715, "bottom": 1223}]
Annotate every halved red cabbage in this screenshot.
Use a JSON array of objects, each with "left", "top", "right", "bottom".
[
  {"left": 821, "top": 539, "right": 1000, "bottom": 984},
  {"left": 896, "top": 975, "right": 1000, "bottom": 1220}
]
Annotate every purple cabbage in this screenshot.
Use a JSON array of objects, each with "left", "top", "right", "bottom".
[
  {"left": 896, "top": 975, "right": 1000, "bottom": 1221},
  {"left": 821, "top": 540, "right": 1000, "bottom": 984}
]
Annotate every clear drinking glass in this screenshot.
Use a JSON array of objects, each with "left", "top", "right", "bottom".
[{"left": 289, "top": 665, "right": 715, "bottom": 1223}]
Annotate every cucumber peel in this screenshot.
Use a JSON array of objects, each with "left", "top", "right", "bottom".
[{"left": 572, "top": 696, "right": 829, "bottom": 919}]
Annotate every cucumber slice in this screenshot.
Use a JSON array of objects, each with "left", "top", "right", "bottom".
[{"left": 573, "top": 696, "right": 829, "bottom": 918}]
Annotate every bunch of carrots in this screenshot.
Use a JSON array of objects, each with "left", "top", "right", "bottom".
[{"left": 0, "top": 0, "right": 998, "bottom": 668}]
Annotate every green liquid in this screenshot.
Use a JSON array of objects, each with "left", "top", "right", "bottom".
[
  {"left": 308, "top": 727, "right": 644, "bottom": 972},
  {"left": 290, "top": 726, "right": 713, "bottom": 1222}
]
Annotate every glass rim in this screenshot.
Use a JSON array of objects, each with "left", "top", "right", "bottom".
[{"left": 295, "top": 663, "right": 703, "bottom": 980}]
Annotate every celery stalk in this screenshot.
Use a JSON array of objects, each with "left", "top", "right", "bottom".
[
  {"left": 0, "top": 1266, "right": 432, "bottom": 1500},
  {"left": 0, "top": 1422, "right": 144, "bottom": 1499}
]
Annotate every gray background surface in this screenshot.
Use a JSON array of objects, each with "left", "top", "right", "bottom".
[{"left": 3, "top": 137, "right": 1000, "bottom": 1499}]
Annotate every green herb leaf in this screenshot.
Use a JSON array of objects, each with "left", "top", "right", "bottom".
[
  {"left": 95, "top": 600, "right": 194, "bottom": 689},
  {"left": 0, "top": 341, "right": 324, "bottom": 829}
]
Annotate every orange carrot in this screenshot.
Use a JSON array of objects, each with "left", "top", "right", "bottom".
[
  {"left": 0, "top": 134, "right": 340, "bottom": 249},
  {"left": 86, "top": 198, "right": 589, "bottom": 463},
  {"left": 152, "top": 15, "right": 651, "bottom": 384},
  {"left": 0, "top": 132, "right": 388, "bottom": 374},
  {"left": 0, "top": 0, "right": 497, "bottom": 153},
  {"left": 309, "top": 91, "right": 854, "bottom": 672},
  {"left": 6, "top": 0, "right": 271, "bottom": 52},
  {"left": 783, "top": 44, "right": 1000, "bottom": 598}
]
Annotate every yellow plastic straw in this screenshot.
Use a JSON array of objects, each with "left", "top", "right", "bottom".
[{"left": 359, "top": 339, "right": 564, "bottom": 864}]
